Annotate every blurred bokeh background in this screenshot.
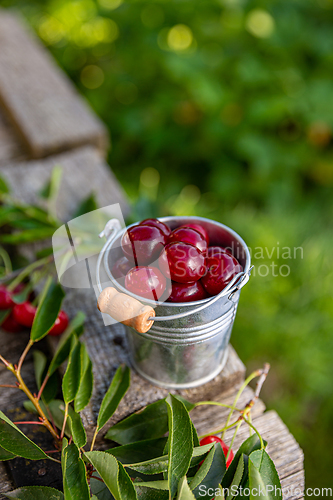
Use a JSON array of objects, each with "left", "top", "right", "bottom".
[{"left": 2, "top": 0, "right": 332, "bottom": 489}]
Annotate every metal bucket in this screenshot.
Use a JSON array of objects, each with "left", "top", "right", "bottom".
[{"left": 96, "top": 216, "right": 251, "bottom": 389}]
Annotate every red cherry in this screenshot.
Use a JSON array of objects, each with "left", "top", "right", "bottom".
[
  {"left": 139, "top": 218, "right": 171, "bottom": 237},
  {"left": 167, "top": 227, "right": 208, "bottom": 254},
  {"left": 167, "top": 281, "right": 208, "bottom": 303},
  {"left": 121, "top": 225, "right": 166, "bottom": 266},
  {"left": 0, "top": 284, "right": 27, "bottom": 310},
  {"left": 111, "top": 257, "right": 132, "bottom": 280},
  {"left": 180, "top": 223, "right": 209, "bottom": 244},
  {"left": 200, "top": 435, "right": 234, "bottom": 468},
  {"left": 201, "top": 251, "right": 242, "bottom": 296},
  {"left": 0, "top": 285, "right": 14, "bottom": 310},
  {"left": 13, "top": 302, "right": 36, "bottom": 327},
  {"left": 1, "top": 312, "right": 22, "bottom": 333},
  {"left": 159, "top": 242, "right": 206, "bottom": 283},
  {"left": 125, "top": 266, "right": 168, "bottom": 301},
  {"left": 48, "top": 310, "right": 69, "bottom": 336},
  {"left": 207, "top": 246, "right": 228, "bottom": 258}
]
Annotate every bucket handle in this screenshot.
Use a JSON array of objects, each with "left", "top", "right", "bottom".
[{"left": 96, "top": 219, "right": 253, "bottom": 327}]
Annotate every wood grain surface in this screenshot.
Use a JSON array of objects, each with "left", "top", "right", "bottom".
[{"left": 0, "top": 11, "right": 108, "bottom": 158}]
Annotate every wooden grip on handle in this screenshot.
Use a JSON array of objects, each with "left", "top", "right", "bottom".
[{"left": 97, "top": 287, "right": 155, "bottom": 334}]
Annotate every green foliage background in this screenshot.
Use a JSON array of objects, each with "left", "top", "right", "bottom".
[{"left": 2, "top": 0, "right": 333, "bottom": 490}]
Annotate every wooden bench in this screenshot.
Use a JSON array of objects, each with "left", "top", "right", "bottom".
[{"left": 0, "top": 10, "right": 305, "bottom": 499}]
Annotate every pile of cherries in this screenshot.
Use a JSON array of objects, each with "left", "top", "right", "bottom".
[
  {"left": 111, "top": 218, "right": 243, "bottom": 303},
  {"left": 0, "top": 284, "right": 68, "bottom": 335}
]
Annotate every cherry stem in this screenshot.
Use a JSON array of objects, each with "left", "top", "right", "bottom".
[
  {"left": 14, "top": 421, "right": 44, "bottom": 425},
  {"left": 60, "top": 403, "right": 69, "bottom": 440},
  {"left": 0, "top": 355, "right": 12, "bottom": 369},
  {"left": 91, "top": 476, "right": 104, "bottom": 483},
  {"left": 17, "top": 340, "right": 33, "bottom": 374},
  {"left": 194, "top": 401, "right": 243, "bottom": 412},
  {"left": 0, "top": 384, "right": 17, "bottom": 388},
  {"left": 222, "top": 365, "right": 268, "bottom": 440},
  {"left": 225, "top": 420, "right": 242, "bottom": 464},
  {"left": 37, "top": 373, "right": 50, "bottom": 401},
  {"left": 198, "top": 419, "right": 239, "bottom": 439},
  {"left": 90, "top": 427, "right": 99, "bottom": 452},
  {"left": 242, "top": 416, "right": 264, "bottom": 450}
]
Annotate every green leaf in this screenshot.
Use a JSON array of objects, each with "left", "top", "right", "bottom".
[
  {"left": 4, "top": 486, "right": 64, "bottom": 499},
  {"left": 225, "top": 455, "right": 244, "bottom": 500},
  {"left": 23, "top": 400, "right": 71, "bottom": 437},
  {"left": 74, "top": 342, "right": 93, "bottom": 412},
  {"left": 189, "top": 446, "right": 215, "bottom": 491},
  {"left": 12, "top": 283, "right": 34, "bottom": 304},
  {"left": 67, "top": 407, "right": 87, "bottom": 448},
  {"left": 74, "top": 193, "right": 98, "bottom": 218},
  {"left": 62, "top": 337, "right": 81, "bottom": 404},
  {"left": 0, "top": 175, "right": 9, "bottom": 194},
  {"left": 166, "top": 394, "right": 193, "bottom": 499},
  {"left": 85, "top": 450, "right": 137, "bottom": 500},
  {"left": 48, "top": 312, "right": 85, "bottom": 377},
  {"left": 30, "top": 278, "right": 65, "bottom": 342},
  {"left": 0, "top": 446, "right": 16, "bottom": 461},
  {"left": 0, "top": 309, "right": 11, "bottom": 326},
  {"left": 97, "top": 365, "right": 130, "bottom": 431},
  {"left": 0, "top": 227, "right": 56, "bottom": 244},
  {"left": 90, "top": 473, "right": 114, "bottom": 500},
  {"left": 248, "top": 450, "right": 282, "bottom": 500},
  {"left": 107, "top": 437, "right": 168, "bottom": 464},
  {"left": 191, "top": 422, "right": 199, "bottom": 448},
  {"left": 222, "top": 435, "right": 265, "bottom": 489},
  {"left": 105, "top": 395, "right": 194, "bottom": 445},
  {"left": 105, "top": 399, "right": 167, "bottom": 444},
  {"left": 32, "top": 350, "right": 58, "bottom": 404},
  {"left": 42, "top": 165, "right": 63, "bottom": 219},
  {"left": 62, "top": 442, "right": 90, "bottom": 500},
  {"left": 0, "top": 410, "right": 49, "bottom": 460},
  {"left": 33, "top": 350, "right": 47, "bottom": 389},
  {"left": 193, "top": 443, "right": 226, "bottom": 499},
  {"left": 134, "top": 484, "right": 168, "bottom": 500},
  {"left": 133, "top": 480, "right": 168, "bottom": 490},
  {"left": 126, "top": 444, "right": 213, "bottom": 476},
  {"left": 177, "top": 477, "right": 196, "bottom": 500}
]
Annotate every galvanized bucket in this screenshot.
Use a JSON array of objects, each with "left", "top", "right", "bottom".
[{"left": 96, "top": 216, "right": 251, "bottom": 389}]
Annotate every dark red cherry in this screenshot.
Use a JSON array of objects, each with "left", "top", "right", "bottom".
[
  {"left": 0, "top": 286, "right": 13, "bottom": 310},
  {"left": 167, "top": 280, "right": 208, "bottom": 303},
  {"left": 139, "top": 218, "right": 171, "bottom": 237},
  {"left": 13, "top": 302, "right": 36, "bottom": 327},
  {"left": 180, "top": 223, "right": 209, "bottom": 244},
  {"left": 121, "top": 225, "right": 166, "bottom": 266},
  {"left": 167, "top": 227, "right": 208, "bottom": 254},
  {"left": 159, "top": 242, "right": 206, "bottom": 283},
  {"left": 48, "top": 310, "right": 69, "bottom": 336},
  {"left": 200, "top": 436, "right": 234, "bottom": 468},
  {"left": 0, "top": 284, "right": 26, "bottom": 310},
  {"left": 111, "top": 257, "right": 132, "bottom": 279},
  {"left": 207, "top": 246, "right": 228, "bottom": 258},
  {"left": 125, "top": 266, "right": 168, "bottom": 301},
  {"left": 201, "top": 251, "right": 242, "bottom": 296},
  {"left": 2, "top": 312, "right": 22, "bottom": 333}
]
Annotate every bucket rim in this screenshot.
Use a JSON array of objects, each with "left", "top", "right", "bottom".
[{"left": 102, "top": 215, "right": 251, "bottom": 308}]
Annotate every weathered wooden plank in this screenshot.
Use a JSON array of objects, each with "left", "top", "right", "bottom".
[
  {"left": 0, "top": 11, "right": 108, "bottom": 158},
  {"left": 0, "top": 146, "right": 130, "bottom": 220},
  {"left": 0, "top": 108, "right": 27, "bottom": 167}
]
